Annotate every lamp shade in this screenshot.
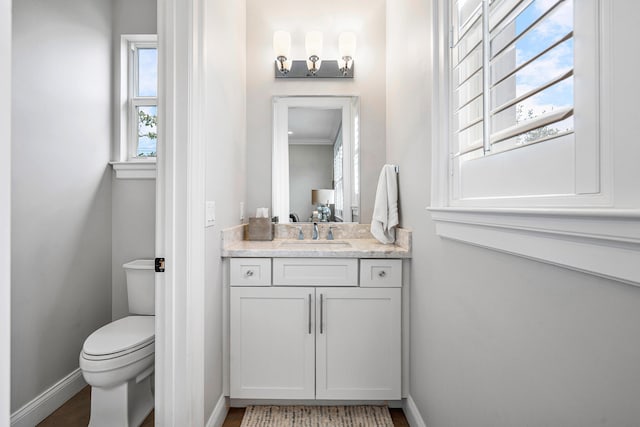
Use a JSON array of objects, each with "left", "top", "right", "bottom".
[
  {"left": 311, "top": 189, "right": 335, "bottom": 205},
  {"left": 338, "top": 32, "right": 357, "bottom": 58},
  {"left": 273, "top": 31, "right": 291, "bottom": 58},
  {"left": 305, "top": 31, "right": 323, "bottom": 57}
]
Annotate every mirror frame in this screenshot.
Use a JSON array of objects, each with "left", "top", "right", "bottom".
[{"left": 272, "top": 96, "right": 360, "bottom": 224}]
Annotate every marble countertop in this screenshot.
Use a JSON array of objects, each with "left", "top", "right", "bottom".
[{"left": 221, "top": 224, "right": 412, "bottom": 259}]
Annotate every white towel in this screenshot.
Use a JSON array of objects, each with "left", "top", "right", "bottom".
[{"left": 371, "top": 164, "right": 399, "bottom": 244}]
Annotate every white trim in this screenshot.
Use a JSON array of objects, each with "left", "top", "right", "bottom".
[
  {"left": 10, "top": 369, "right": 86, "bottom": 427},
  {"left": 403, "top": 396, "right": 428, "bottom": 427},
  {"left": 205, "top": 395, "right": 229, "bottom": 427},
  {"left": 156, "top": 0, "right": 207, "bottom": 424},
  {"left": 272, "top": 96, "right": 358, "bottom": 224},
  {"left": 429, "top": 207, "right": 640, "bottom": 286},
  {"left": 119, "top": 34, "right": 158, "bottom": 162},
  {"left": 118, "top": 34, "right": 158, "bottom": 163},
  {"left": 0, "top": 0, "right": 11, "bottom": 423},
  {"left": 110, "top": 161, "right": 156, "bottom": 179}
]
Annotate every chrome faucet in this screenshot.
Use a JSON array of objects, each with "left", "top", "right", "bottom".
[
  {"left": 312, "top": 222, "right": 319, "bottom": 240},
  {"left": 327, "top": 226, "right": 334, "bottom": 240},
  {"left": 298, "top": 227, "right": 304, "bottom": 240}
]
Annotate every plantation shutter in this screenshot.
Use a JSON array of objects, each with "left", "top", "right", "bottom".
[{"left": 452, "top": 0, "right": 575, "bottom": 160}]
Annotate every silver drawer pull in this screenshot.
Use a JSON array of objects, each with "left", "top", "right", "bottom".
[
  {"left": 320, "top": 294, "right": 324, "bottom": 334},
  {"left": 245, "top": 270, "right": 254, "bottom": 277},
  {"left": 378, "top": 270, "right": 387, "bottom": 278},
  {"left": 308, "top": 294, "right": 312, "bottom": 334}
]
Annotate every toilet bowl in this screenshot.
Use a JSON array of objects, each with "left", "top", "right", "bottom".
[{"left": 80, "top": 260, "right": 155, "bottom": 427}]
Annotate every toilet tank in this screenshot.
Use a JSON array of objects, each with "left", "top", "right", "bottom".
[{"left": 123, "top": 259, "right": 155, "bottom": 315}]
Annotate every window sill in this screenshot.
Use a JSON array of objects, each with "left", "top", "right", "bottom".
[
  {"left": 110, "top": 161, "right": 156, "bottom": 179},
  {"left": 428, "top": 207, "right": 640, "bottom": 287}
]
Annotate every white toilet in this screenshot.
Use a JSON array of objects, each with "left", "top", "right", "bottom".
[{"left": 80, "top": 259, "right": 155, "bottom": 427}]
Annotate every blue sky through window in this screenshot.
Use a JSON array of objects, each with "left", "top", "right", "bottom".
[
  {"left": 512, "top": 0, "right": 573, "bottom": 121},
  {"left": 137, "top": 48, "right": 157, "bottom": 97}
]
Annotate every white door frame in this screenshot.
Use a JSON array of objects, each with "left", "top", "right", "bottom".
[
  {"left": 155, "top": 0, "right": 206, "bottom": 424},
  {"left": 1, "top": 0, "right": 11, "bottom": 425}
]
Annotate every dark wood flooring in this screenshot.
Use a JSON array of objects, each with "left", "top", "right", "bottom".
[
  {"left": 38, "top": 386, "right": 410, "bottom": 426},
  {"left": 37, "top": 386, "right": 153, "bottom": 426}
]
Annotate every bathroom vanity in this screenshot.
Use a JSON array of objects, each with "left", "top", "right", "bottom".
[{"left": 222, "top": 223, "right": 411, "bottom": 402}]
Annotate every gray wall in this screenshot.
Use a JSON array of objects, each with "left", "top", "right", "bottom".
[
  {"left": 387, "top": 1, "right": 640, "bottom": 426},
  {"left": 204, "top": 0, "right": 247, "bottom": 420},
  {"left": 289, "top": 144, "right": 333, "bottom": 221},
  {"left": 245, "top": 0, "right": 386, "bottom": 224},
  {"left": 11, "top": 0, "right": 113, "bottom": 411},
  {"left": 111, "top": 178, "right": 155, "bottom": 319},
  {"left": 111, "top": 0, "right": 157, "bottom": 320}
]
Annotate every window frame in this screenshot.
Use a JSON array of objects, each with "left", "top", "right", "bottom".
[
  {"left": 112, "top": 34, "right": 158, "bottom": 179},
  {"left": 449, "top": 0, "right": 603, "bottom": 208},
  {"left": 128, "top": 39, "right": 158, "bottom": 161},
  {"left": 429, "top": 0, "right": 640, "bottom": 286}
]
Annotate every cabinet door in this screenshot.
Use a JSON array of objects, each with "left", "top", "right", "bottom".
[
  {"left": 230, "top": 287, "right": 315, "bottom": 399},
  {"left": 316, "top": 287, "right": 401, "bottom": 400}
]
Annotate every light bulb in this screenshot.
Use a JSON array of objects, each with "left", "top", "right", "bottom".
[
  {"left": 338, "top": 32, "right": 356, "bottom": 58},
  {"left": 273, "top": 31, "right": 291, "bottom": 58}
]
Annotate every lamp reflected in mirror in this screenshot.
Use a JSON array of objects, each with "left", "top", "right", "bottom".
[{"left": 311, "top": 189, "right": 335, "bottom": 222}]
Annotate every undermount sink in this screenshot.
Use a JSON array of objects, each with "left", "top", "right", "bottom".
[{"left": 279, "top": 240, "right": 352, "bottom": 249}]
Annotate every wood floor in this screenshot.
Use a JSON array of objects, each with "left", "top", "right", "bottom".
[
  {"left": 37, "top": 386, "right": 154, "bottom": 426},
  {"left": 38, "top": 386, "right": 410, "bottom": 426}
]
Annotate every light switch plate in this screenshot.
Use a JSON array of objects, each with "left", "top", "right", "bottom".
[
  {"left": 240, "top": 202, "right": 245, "bottom": 222},
  {"left": 206, "top": 201, "right": 215, "bottom": 227}
]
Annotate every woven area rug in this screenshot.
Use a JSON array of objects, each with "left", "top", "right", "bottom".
[{"left": 240, "top": 405, "right": 394, "bottom": 427}]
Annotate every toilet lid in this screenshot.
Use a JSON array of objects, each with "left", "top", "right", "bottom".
[{"left": 83, "top": 316, "right": 155, "bottom": 357}]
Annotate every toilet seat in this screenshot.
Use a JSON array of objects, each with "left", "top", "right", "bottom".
[{"left": 80, "top": 316, "right": 155, "bottom": 373}]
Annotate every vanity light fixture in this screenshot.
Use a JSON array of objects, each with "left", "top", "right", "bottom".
[{"left": 273, "top": 31, "right": 355, "bottom": 79}]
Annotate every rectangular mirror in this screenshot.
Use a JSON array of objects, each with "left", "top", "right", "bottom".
[{"left": 273, "top": 96, "right": 360, "bottom": 223}]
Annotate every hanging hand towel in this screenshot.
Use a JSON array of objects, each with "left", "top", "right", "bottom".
[{"left": 371, "top": 164, "right": 399, "bottom": 244}]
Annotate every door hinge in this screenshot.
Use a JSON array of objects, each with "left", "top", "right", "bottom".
[{"left": 155, "top": 258, "right": 165, "bottom": 273}]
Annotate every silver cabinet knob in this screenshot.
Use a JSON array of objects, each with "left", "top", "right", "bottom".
[
  {"left": 378, "top": 271, "right": 387, "bottom": 278},
  {"left": 245, "top": 270, "right": 254, "bottom": 277}
]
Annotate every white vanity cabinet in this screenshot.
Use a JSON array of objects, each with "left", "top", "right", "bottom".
[
  {"left": 229, "top": 258, "right": 402, "bottom": 401},
  {"left": 230, "top": 286, "right": 315, "bottom": 399},
  {"left": 315, "top": 287, "right": 401, "bottom": 400}
]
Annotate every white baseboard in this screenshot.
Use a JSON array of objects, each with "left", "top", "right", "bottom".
[
  {"left": 205, "top": 394, "right": 228, "bottom": 427},
  {"left": 11, "top": 368, "right": 86, "bottom": 427},
  {"left": 403, "top": 395, "right": 427, "bottom": 427}
]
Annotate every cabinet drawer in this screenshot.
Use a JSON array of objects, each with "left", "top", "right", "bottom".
[
  {"left": 273, "top": 258, "right": 358, "bottom": 286},
  {"left": 359, "top": 259, "right": 402, "bottom": 287},
  {"left": 230, "top": 258, "right": 271, "bottom": 286}
]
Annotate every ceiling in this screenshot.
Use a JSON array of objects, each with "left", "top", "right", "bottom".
[{"left": 288, "top": 108, "right": 342, "bottom": 145}]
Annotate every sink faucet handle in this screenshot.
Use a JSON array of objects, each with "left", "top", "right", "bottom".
[
  {"left": 297, "top": 227, "right": 304, "bottom": 240},
  {"left": 312, "top": 222, "right": 319, "bottom": 240},
  {"left": 327, "top": 226, "right": 334, "bottom": 240}
]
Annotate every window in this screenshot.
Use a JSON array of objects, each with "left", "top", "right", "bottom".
[
  {"left": 112, "top": 35, "right": 157, "bottom": 179},
  {"left": 430, "top": 1, "right": 640, "bottom": 286},
  {"left": 449, "top": 0, "right": 598, "bottom": 206},
  {"left": 128, "top": 37, "right": 158, "bottom": 159}
]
